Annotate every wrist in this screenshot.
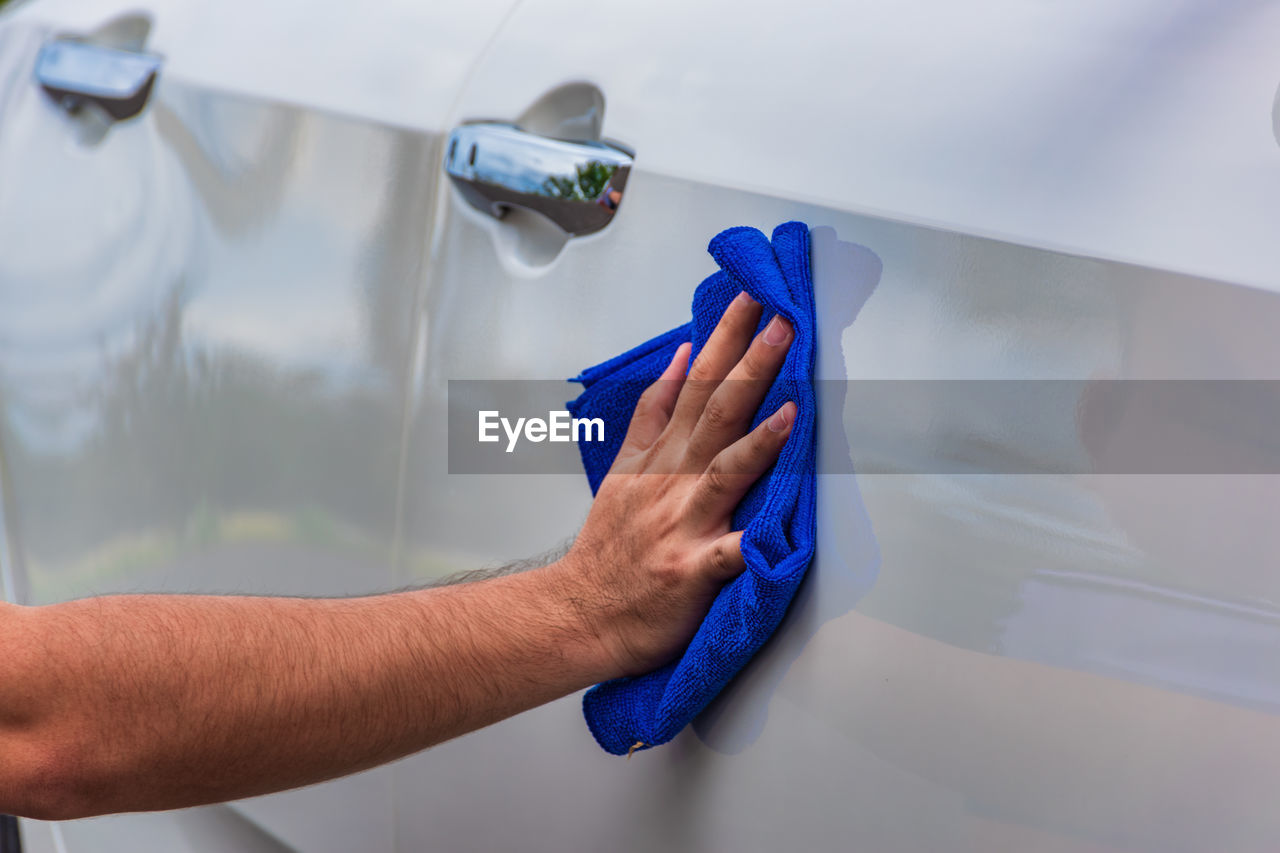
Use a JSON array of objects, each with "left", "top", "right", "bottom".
[{"left": 533, "top": 554, "right": 620, "bottom": 685}]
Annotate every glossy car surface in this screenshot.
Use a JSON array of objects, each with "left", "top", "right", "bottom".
[{"left": 3, "top": 1, "right": 1280, "bottom": 850}]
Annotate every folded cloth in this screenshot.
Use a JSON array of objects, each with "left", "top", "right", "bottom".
[{"left": 566, "top": 221, "right": 817, "bottom": 755}]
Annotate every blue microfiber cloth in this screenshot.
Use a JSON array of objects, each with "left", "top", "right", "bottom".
[{"left": 567, "top": 221, "right": 817, "bottom": 755}]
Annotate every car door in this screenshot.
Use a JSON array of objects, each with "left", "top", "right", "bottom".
[
  {"left": 0, "top": 1, "right": 518, "bottom": 850},
  {"left": 394, "top": 1, "right": 1280, "bottom": 851}
]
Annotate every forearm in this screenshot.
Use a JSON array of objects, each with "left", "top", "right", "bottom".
[{"left": 0, "top": 561, "right": 609, "bottom": 819}]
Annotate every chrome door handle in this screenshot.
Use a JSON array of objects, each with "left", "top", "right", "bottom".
[
  {"left": 444, "top": 123, "right": 632, "bottom": 236},
  {"left": 35, "top": 38, "right": 161, "bottom": 122}
]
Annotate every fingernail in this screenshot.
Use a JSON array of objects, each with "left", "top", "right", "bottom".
[
  {"left": 763, "top": 315, "right": 792, "bottom": 346},
  {"left": 767, "top": 402, "right": 793, "bottom": 432},
  {"left": 735, "top": 291, "right": 757, "bottom": 307}
]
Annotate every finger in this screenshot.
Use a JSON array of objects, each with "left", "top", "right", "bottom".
[
  {"left": 620, "top": 342, "right": 692, "bottom": 454},
  {"left": 666, "top": 292, "right": 763, "bottom": 439},
  {"left": 685, "top": 313, "right": 793, "bottom": 467},
  {"left": 700, "top": 531, "right": 746, "bottom": 582},
  {"left": 688, "top": 401, "right": 796, "bottom": 525}
]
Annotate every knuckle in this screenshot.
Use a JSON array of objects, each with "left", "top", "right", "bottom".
[
  {"left": 686, "top": 353, "right": 715, "bottom": 381},
  {"left": 640, "top": 551, "right": 690, "bottom": 600},
  {"left": 711, "top": 544, "right": 734, "bottom": 576},
  {"left": 699, "top": 396, "right": 735, "bottom": 434},
  {"left": 700, "top": 460, "right": 732, "bottom": 497},
  {"left": 707, "top": 540, "right": 740, "bottom": 578},
  {"left": 652, "top": 560, "right": 685, "bottom": 592}
]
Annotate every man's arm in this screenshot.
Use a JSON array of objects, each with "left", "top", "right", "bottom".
[
  {"left": 0, "top": 291, "right": 794, "bottom": 819},
  {"left": 0, "top": 576, "right": 606, "bottom": 819}
]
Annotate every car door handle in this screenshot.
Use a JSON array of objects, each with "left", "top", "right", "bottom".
[
  {"left": 444, "top": 122, "right": 632, "bottom": 236},
  {"left": 35, "top": 38, "right": 161, "bottom": 122}
]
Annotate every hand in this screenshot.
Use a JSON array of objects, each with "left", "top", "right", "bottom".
[{"left": 553, "top": 292, "right": 796, "bottom": 678}]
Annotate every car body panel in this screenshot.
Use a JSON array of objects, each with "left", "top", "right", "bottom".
[
  {"left": 3, "top": 0, "right": 1280, "bottom": 850},
  {"left": 398, "top": 168, "right": 1280, "bottom": 852},
  {"left": 2, "top": 0, "right": 519, "bottom": 131},
  {"left": 444, "top": 0, "right": 1280, "bottom": 291},
  {"left": 0, "top": 14, "right": 465, "bottom": 851},
  {"left": 391, "top": 1, "right": 1280, "bottom": 849}
]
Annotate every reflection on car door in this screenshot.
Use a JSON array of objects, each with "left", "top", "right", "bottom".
[{"left": 0, "top": 2, "right": 515, "bottom": 847}]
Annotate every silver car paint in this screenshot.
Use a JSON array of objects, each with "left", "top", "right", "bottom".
[
  {"left": 2, "top": 1, "right": 1280, "bottom": 851},
  {"left": 389, "top": 171, "right": 1280, "bottom": 853},
  {"left": 0, "top": 19, "right": 431, "bottom": 850}
]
